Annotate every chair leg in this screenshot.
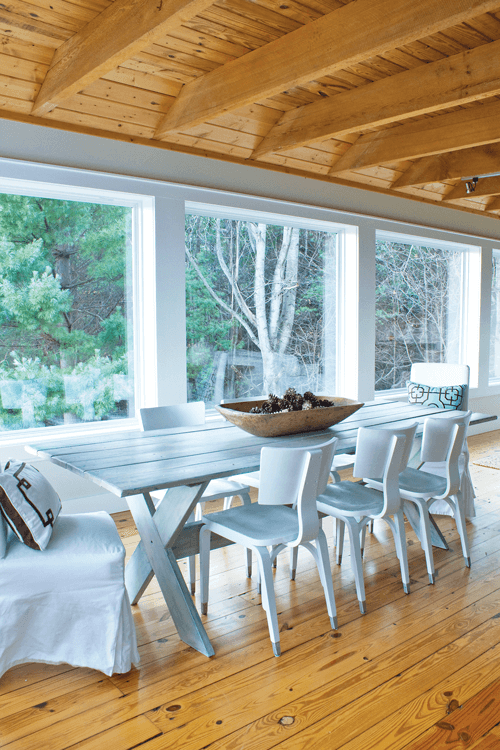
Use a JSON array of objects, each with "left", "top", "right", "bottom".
[
  {"left": 450, "top": 494, "right": 471, "bottom": 567},
  {"left": 406, "top": 499, "right": 435, "bottom": 584},
  {"left": 389, "top": 511, "right": 411, "bottom": 594},
  {"left": 188, "top": 508, "right": 199, "bottom": 594},
  {"left": 199, "top": 525, "right": 212, "bottom": 616},
  {"left": 302, "top": 531, "right": 337, "bottom": 630},
  {"left": 360, "top": 518, "right": 367, "bottom": 558},
  {"left": 221, "top": 492, "right": 253, "bottom": 577},
  {"left": 255, "top": 546, "right": 281, "bottom": 656},
  {"left": 289, "top": 546, "right": 298, "bottom": 580},
  {"left": 344, "top": 517, "right": 366, "bottom": 614},
  {"left": 188, "top": 555, "right": 196, "bottom": 595},
  {"left": 335, "top": 518, "right": 345, "bottom": 565},
  {"left": 239, "top": 492, "right": 253, "bottom": 577}
]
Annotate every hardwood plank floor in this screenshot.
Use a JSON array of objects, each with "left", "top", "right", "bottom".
[{"left": 2, "top": 430, "right": 500, "bottom": 749}]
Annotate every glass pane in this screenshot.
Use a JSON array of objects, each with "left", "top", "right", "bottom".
[
  {"left": 0, "top": 193, "right": 134, "bottom": 430},
  {"left": 489, "top": 250, "right": 500, "bottom": 381},
  {"left": 375, "top": 238, "right": 463, "bottom": 391},
  {"left": 185, "top": 214, "right": 337, "bottom": 406}
]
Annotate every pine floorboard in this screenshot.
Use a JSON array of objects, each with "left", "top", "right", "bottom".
[{"left": 2, "top": 430, "right": 500, "bottom": 749}]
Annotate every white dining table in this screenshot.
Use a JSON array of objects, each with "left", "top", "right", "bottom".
[{"left": 26, "top": 400, "right": 496, "bottom": 656}]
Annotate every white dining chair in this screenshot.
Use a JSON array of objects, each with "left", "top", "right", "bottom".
[
  {"left": 316, "top": 423, "right": 417, "bottom": 614},
  {"left": 366, "top": 411, "right": 472, "bottom": 583},
  {"left": 199, "top": 436, "right": 338, "bottom": 656},
  {"left": 139, "top": 402, "right": 253, "bottom": 593},
  {"left": 407, "top": 362, "right": 475, "bottom": 517},
  {"left": 0, "top": 511, "right": 139, "bottom": 678}
]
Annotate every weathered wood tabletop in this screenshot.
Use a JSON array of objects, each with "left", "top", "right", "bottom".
[{"left": 25, "top": 400, "right": 496, "bottom": 656}]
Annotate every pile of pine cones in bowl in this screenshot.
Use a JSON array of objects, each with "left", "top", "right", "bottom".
[{"left": 216, "top": 389, "right": 364, "bottom": 437}]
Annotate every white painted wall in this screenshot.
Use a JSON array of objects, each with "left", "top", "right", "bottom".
[{"left": 0, "top": 119, "right": 499, "bottom": 513}]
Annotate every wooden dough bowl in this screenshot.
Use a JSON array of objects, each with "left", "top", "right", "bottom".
[{"left": 215, "top": 397, "right": 364, "bottom": 437}]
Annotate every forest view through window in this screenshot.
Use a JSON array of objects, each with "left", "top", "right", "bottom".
[
  {"left": 490, "top": 250, "right": 500, "bottom": 382},
  {"left": 185, "top": 210, "right": 338, "bottom": 406},
  {"left": 375, "top": 235, "right": 464, "bottom": 391},
  {"left": 0, "top": 191, "right": 134, "bottom": 431}
]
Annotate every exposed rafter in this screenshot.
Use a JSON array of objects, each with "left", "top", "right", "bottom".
[
  {"left": 487, "top": 197, "right": 500, "bottom": 212},
  {"left": 444, "top": 175, "right": 500, "bottom": 202},
  {"left": 253, "top": 40, "right": 500, "bottom": 159},
  {"left": 32, "top": 0, "right": 216, "bottom": 117},
  {"left": 392, "top": 145, "right": 500, "bottom": 188},
  {"left": 155, "top": 0, "right": 500, "bottom": 140},
  {"left": 329, "top": 100, "right": 500, "bottom": 175}
]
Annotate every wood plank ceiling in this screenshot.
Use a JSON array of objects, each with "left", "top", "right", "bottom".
[{"left": 3, "top": 0, "right": 500, "bottom": 218}]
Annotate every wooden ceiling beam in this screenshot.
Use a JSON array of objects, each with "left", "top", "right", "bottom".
[
  {"left": 329, "top": 100, "right": 500, "bottom": 175},
  {"left": 392, "top": 144, "right": 500, "bottom": 188},
  {"left": 155, "top": 0, "right": 500, "bottom": 139},
  {"left": 32, "top": 0, "right": 216, "bottom": 117},
  {"left": 443, "top": 175, "right": 500, "bottom": 202},
  {"left": 253, "top": 39, "right": 500, "bottom": 159},
  {"left": 486, "top": 197, "right": 500, "bottom": 212}
]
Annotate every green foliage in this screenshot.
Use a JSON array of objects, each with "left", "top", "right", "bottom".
[
  {"left": 0, "top": 192, "right": 131, "bottom": 430},
  {"left": 0, "top": 267, "right": 72, "bottom": 331}
]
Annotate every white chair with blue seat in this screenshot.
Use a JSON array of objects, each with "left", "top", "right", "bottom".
[
  {"left": 366, "top": 411, "right": 472, "bottom": 583},
  {"left": 199, "top": 436, "right": 338, "bottom": 656},
  {"left": 315, "top": 424, "right": 417, "bottom": 614},
  {"left": 407, "top": 362, "right": 474, "bottom": 517},
  {"left": 139, "top": 402, "right": 253, "bottom": 593}
]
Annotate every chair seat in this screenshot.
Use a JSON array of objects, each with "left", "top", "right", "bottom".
[
  {"left": 230, "top": 471, "right": 260, "bottom": 488},
  {"left": 0, "top": 512, "right": 139, "bottom": 678},
  {"left": 317, "top": 481, "right": 384, "bottom": 517},
  {"left": 202, "top": 503, "right": 300, "bottom": 547},
  {"left": 202, "top": 477, "right": 251, "bottom": 500},
  {"left": 398, "top": 467, "right": 447, "bottom": 498},
  {"left": 332, "top": 453, "right": 355, "bottom": 470}
]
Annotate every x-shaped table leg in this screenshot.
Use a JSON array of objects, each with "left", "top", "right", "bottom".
[{"left": 125, "top": 482, "right": 214, "bottom": 657}]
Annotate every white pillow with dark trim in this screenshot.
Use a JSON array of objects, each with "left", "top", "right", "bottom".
[{"left": 0, "top": 460, "right": 61, "bottom": 550}]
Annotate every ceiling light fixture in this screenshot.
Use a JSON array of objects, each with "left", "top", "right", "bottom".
[{"left": 465, "top": 177, "right": 479, "bottom": 194}]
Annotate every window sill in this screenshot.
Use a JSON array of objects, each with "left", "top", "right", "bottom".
[{"left": 0, "top": 418, "right": 140, "bottom": 448}]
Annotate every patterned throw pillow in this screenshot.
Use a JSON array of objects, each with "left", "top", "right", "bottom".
[
  {"left": 0, "top": 460, "right": 62, "bottom": 550},
  {"left": 407, "top": 381, "right": 466, "bottom": 410}
]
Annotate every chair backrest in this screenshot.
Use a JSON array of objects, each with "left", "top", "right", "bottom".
[
  {"left": 420, "top": 411, "right": 472, "bottom": 496},
  {"left": 258, "top": 436, "right": 338, "bottom": 545},
  {"left": 355, "top": 426, "right": 410, "bottom": 517},
  {"left": 139, "top": 402, "right": 205, "bottom": 431},
  {"left": 410, "top": 363, "right": 470, "bottom": 410}
]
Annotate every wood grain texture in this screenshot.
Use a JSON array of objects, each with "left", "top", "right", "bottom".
[
  {"left": 3, "top": 429, "right": 500, "bottom": 750},
  {"left": 32, "top": 0, "right": 218, "bottom": 116},
  {"left": 3, "top": 0, "right": 500, "bottom": 215},
  {"left": 253, "top": 38, "right": 500, "bottom": 157},
  {"left": 330, "top": 99, "right": 500, "bottom": 174},
  {"left": 155, "top": 0, "right": 500, "bottom": 137}
]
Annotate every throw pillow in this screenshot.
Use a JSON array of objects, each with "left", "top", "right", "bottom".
[
  {"left": 0, "top": 461, "right": 62, "bottom": 550},
  {"left": 407, "top": 381, "right": 466, "bottom": 410}
]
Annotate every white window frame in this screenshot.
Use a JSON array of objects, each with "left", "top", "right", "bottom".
[
  {"left": 1, "top": 154, "right": 499, "bottom": 446},
  {"left": 0, "top": 173, "right": 155, "bottom": 444},
  {"left": 374, "top": 229, "right": 481, "bottom": 394},
  {"left": 185, "top": 201, "right": 359, "bottom": 402}
]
